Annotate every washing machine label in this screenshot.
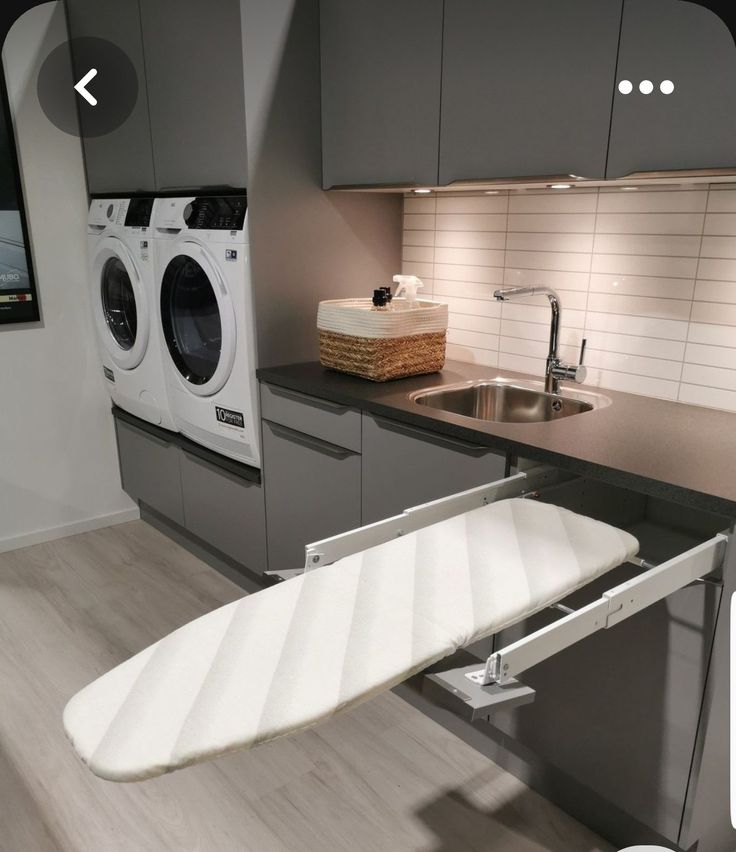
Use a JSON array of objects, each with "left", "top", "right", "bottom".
[
  {"left": 225, "top": 249, "right": 238, "bottom": 261},
  {"left": 139, "top": 240, "right": 149, "bottom": 261},
  {"left": 103, "top": 366, "right": 115, "bottom": 383},
  {"left": 215, "top": 406, "right": 245, "bottom": 429}
]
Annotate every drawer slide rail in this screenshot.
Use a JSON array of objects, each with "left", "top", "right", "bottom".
[
  {"left": 265, "top": 465, "right": 567, "bottom": 582},
  {"left": 465, "top": 532, "right": 728, "bottom": 688}
]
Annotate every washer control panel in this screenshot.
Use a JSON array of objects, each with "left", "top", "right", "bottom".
[{"left": 184, "top": 196, "right": 247, "bottom": 230}]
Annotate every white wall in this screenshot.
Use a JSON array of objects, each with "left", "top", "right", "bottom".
[
  {"left": 403, "top": 185, "right": 736, "bottom": 412},
  {"left": 0, "top": 2, "right": 137, "bottom": 552}
]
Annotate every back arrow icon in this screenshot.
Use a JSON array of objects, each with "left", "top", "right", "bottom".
[{"left": 74, "top": 68, "right": 98, "bottom": 106}]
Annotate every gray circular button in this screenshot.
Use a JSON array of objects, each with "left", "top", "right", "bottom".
[{"left": 37, "top": 37, "right": 138, "bottom": 138}]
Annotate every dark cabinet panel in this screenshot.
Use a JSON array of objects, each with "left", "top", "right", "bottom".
[
  {"left": 361, "top": 414, "right": 507, "bottom": 525},
  {"left": 115, "top": 419, "right": 184, "bottom": 525},
  {"left": 139, "top": 0, "right": 248, "bottom": 191},
  {"left": 262, "top": 419, "right": 362, "bottom": 575},
  {"left": 260, "top": 383, "right": 361, "bottom": 452},
  {"left": 320, "top": 0, "right": 443, "bottom": 187},
  {"left": 606, "top": 0, "right": 736, "bottom": 178},
  {"left": 439, "top": 0, "right": 623, "bottom": 184},
  {"left": 491, "top": 569, "right": 718, "bottom": 844},
  {"left": 65, "top": 0, "right": 156, "bottom": 193},
  {"left": 180, "top": 451, "right": 266, "bottom": 574}
]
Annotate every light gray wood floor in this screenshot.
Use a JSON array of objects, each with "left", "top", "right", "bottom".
[{"left": 0, "top": 520, "right": 613, "bottom": 852}]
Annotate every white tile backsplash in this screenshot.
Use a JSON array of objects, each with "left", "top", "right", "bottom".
[
  {"left": 403, "top": 185, "right": 736, "bottom": 414},
  {"left": 704, "top": 213, "right": 736, "bottom": 235}
]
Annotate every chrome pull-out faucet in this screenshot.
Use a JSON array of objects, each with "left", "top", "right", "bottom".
[{"left": 493, "top": 286, "right": 587, "bottom": 395}]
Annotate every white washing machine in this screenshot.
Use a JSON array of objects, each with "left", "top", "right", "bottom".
[
  {"left": 153, "top": 195, "right": 260, "bottom": 468},
  {"left": 87, "top": 198, "right": 176, "bottom": 430}
]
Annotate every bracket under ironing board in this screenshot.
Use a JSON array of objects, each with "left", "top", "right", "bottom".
[{"left": 425, "top": 530, "right": 727, "bottom": 721}]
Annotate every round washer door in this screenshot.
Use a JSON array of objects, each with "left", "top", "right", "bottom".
[
  {"left": 91, "top": 236, "right": 149, "bottom": 370},
  {"left": 159, "top": 240, "right": 236, "bottom": 397}
]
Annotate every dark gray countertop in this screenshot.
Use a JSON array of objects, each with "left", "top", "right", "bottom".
[{"left": 256, "top": 360, "right": 736, "bottom": 518}]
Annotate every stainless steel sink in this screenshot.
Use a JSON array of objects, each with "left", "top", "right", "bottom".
[{"left": 410, "top": 379, "right": 610, "bottom": 424}]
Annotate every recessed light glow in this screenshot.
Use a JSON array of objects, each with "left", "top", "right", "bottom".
[
  {"left": 660, "top": 79, "right": 674, "bottom": 95},
  {"left": 549, "top": 183, "right": 573, "bottom": 190},
  {"left": 484, "top": 190, "right": 500, "bottom": 195},
  {"left": 620, "top": 186, "right": 639, "bottom": 191},
  {"left": 413, "top": 188, "right": 432, "bottom": 194},
  {"left": 639, "top": 79, "right": 654, "bottom": 94},
  {"left": 618, "top": 79, "right": 633, "bottom": 95}
]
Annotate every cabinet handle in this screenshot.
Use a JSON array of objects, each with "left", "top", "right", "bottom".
[
  {"left": 267, "top": 384, "right": 350, "bottom": 413},
  {"left": 182, "top": 448, "right": 260, "bottom": 484},
  {"left": 373, "top": 416, "right": 493, "bottom": 456},
  {"left": 267, "top": 421, "right": 357, "bottom": 459}
]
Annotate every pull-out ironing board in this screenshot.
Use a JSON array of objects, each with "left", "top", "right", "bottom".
[{"left": 63, "top": 468, "right": 724, "bottom": 783}]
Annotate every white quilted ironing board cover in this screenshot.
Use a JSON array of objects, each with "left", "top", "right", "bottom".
[{"left": 64, "top": 498, "right": 638, "bottom": 782}]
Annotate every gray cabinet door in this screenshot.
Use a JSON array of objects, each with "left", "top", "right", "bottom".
[
  {"left": 320, "top": 0, "right": 443, "bottom": 188},
  {"left": 490, "top": 568, "right": 718, "bottom": 844},
  {"left": 361, "top": 414, "right": 507, "bottom": 525},
  {"left": 262, "top": 420, "right": 362, "bottom": 574},
  {"left": 115, "top": 420, "right": 184, "bottom": 525},
  {"left": 65, "top": 0, "right": 156, "bottom": 193},
  {"left": 260, "top": 384, "right": 361, "bottom": 452},
  {"left": 180, "top": 451, "right": 267, "bottom": 575},
  {"left": 606, "top": 0, "right": 736, "bottom": 178},
  {"left": 439, "top": 0, "right": 623, "bottom": 184},
  {"left": 139, "top": 0, "right": 248, "bottom": 191}
]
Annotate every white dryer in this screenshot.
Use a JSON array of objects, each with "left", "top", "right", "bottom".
[
  {"left": 153, "top": 196, "right": 260, "bottom": 468},
  {"left": 87, "top": 198, "right": 176, "bottom": 430}
]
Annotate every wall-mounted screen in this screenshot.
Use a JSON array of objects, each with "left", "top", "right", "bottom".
[{"left": 0, "top": 2, "right": 40, "bottom": 324}]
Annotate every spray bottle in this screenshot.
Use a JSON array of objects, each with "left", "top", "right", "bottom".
[{"left": 392, "top": 275, "right": 424, "bottom": 309}]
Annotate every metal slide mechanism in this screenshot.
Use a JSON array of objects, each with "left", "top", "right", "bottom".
[
  {"left": 265, "top": 464, "right": 730, "bottom": 720},
  {"left": 265, "top": 465, "right": 568, "bottom": 583},
  {"left": 466, "top": 532, "right": 728, "bottom": 689}
]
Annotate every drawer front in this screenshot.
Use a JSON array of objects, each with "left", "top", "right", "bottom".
[
  {"left": 362, "top": 414, "right": 507, "bottom": 524},
  {"left": 260, "top": 383, "right": 361, "bottom": 452},
  {"left": 181, "top": 450, "right": 267, "bottom": 575},
  {"left": 263, "top": 419, "right": 362, "bottom": 574},
  {"left": 115, "top": 419, "right": 184, "bottom": 525}
]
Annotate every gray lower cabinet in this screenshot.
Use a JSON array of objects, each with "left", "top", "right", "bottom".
[
  {"left": 262, "top": 419, "right": 361, "bottom": 574},
  {"left": 439, "top": 0, "right": 623, "bottom": 184},
  {"left": 491, "top": 571, "right": 716, "bottom": 844},
  {"left": 361, "top": 414, "right": 507, "bottom": 524},
  {"left": 320, "top": 0, "right": 444, "bottom": 188},
  {"left": 606, "top": 0, "right": 736, "bottom": 178},
  {"left": 115, "top": 419, "right": 184, "bottom": 525},
  {"left": 180, "top": 450, "right": 266, "bottom": 575},
  {"left": 115, "top": 414, "right": 267, "bottom": 575}
]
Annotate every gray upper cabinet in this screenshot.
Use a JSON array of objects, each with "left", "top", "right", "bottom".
[
  {"left": 439, "top": 0, "right": 624, "bottom": 184},
  {"left": 65, "top": 0, "right": 156, "bottom": 193},
  {"left": 320, "top": 0, "right": 444, "bottom": 188},
  {"left": 606, "top": 0, "right": 736, "bottom": 178},
  {"left": 66, "top": 0, "right": 247, "bottom": 194},
  {"left": 139, "top": 0, "right": 248, "bottom": 191}
]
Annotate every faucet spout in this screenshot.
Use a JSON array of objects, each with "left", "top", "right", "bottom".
[
  {"left": 492, "top": 286, "right": 585, "bottom": 394},
  {"left": 493, "top": 286, "right": 557, "bottom": 302}
]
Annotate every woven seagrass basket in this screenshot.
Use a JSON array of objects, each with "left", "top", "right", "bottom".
[{"left": 317, "top": 298, "right": 448, "bottom": 382}]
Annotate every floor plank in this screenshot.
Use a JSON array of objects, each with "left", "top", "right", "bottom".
[{"left": 0, "top": 520, "right": 613, "bottom": 852}]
